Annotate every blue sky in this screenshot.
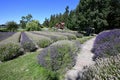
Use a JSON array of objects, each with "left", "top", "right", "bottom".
[{"left": 0, "top": 0, "right": 79, "bottom": 24}]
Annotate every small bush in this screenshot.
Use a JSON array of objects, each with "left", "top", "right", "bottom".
[
  {"left": 20, "top": 32, "right": 37, "bottom": 52},
  {"left": 78, "top": 54, "right": 120, "bottom": 80},
  {"left": 37, "top": 39, "right": 52, "bottom": 48},
  {"left": 64, "top": 33, "right": 76, "bottom": 40},
  {"left": 92, "top": 29, "right": 120, "bottom": 51},
  {"left": 50, "top": 35, "right": 67, "bottom": 42},
  {"left": 26, "top": 20, "right": 41, "bottom": 31},
  {"left": 0, "top": 42, "right": 23, "bottom": 61},
  {"left": 41, "top": 71, "right": 59, "bottom": 80},
  {"left": 26, "top": 32, "right": 52, "bottom": 48},
  {"left": 37, "top": 40, "right": 80, "bottom": 71}
]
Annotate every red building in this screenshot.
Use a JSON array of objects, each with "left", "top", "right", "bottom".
[{"left": 55, "top": 22, "right": 65, "bottom": 30}]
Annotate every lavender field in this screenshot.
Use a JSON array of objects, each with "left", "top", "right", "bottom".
[
  {"left": 0, "top": 31, "right": 83, "bottom": 80},
  {"left": 0, "top": 29, "right": 120, "bottom": 80},
  {"left": 0, "top": 31, "right": 79, "bottom": 61}
]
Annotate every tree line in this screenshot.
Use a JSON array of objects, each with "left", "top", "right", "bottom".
[
  {"left": 43, "top": 0, "right": 120, "bottom": 33},
  {"left": 2, "top": 0, "right": 120, "bottom": 32},
  {"left": 3, "top": 14, "right": 41, "bottom": 32}
]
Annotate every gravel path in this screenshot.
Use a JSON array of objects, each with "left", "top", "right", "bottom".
[{"left": 65, "top": 37, "right": 96, "bottom": 80}]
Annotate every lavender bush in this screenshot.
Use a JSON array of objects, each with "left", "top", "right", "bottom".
[
  {"left": 0, "top": 32, "right": 23, "bottom": 61},
  {"left": 0, "top": 43, "right": 23, "bottom": 61},
  {"left": 0, "top": 32, "right": 21, "bottom": 44},
  {"left": 78, "top": 54, "right": 120, "bottom": 80},
  {"left": 92, "top": 29, "right": 120, "bottom": 59},
  {"left": 25, "top": 32, "right": 52, "bottom": 48},
  {"left": 37, "top": 40, "right": 80, "bottom": 71},
  {"left": 32, "top": 31, "right": 67, "bottom": 42},
  {"left": 0, "top": 32, "right": 15, "bottom": 41},
  {"left": 20, "top": 32, "right": 37, "bottom": 52}
]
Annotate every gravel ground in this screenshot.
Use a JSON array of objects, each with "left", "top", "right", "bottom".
[{"left": 65, "top": 37, "right": 96, "bottom": 80}]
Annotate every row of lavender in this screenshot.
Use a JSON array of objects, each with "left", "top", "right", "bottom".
[
  {"left": 0, "top": 32, "right": 23, "bottom": 61},
  {"left": 78, "top": 29, "right": 120, "bottom": 79},
  {"left": 31, "top": 31, "right": 82, "bottom": 41},
  {"left": 92, "top": 29, "right": 120, "bottom": 60},
  {"left": 0, "top": 31, "right": 79, "bottom": 61},
  {"left": 20, "top": 32, "right": 37, "bottom": 52},
  {"left": 0, "top": 32, "right": 15, "bottom": 41},
  {"left": 0, "top": 32, "right": 38, "bottom": 61}
]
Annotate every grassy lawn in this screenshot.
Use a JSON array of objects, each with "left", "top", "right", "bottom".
[
  {"left": 0, "top": 52, "right": 58, "bottom": 80},
  {"left": 0, "top": 28, "right": 8, "bottom": 32}
]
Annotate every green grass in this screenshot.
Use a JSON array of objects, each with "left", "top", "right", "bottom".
[
  {"left": 0, "top": 28, "right": 8, "bottom": 32},
  {"left": 77, "top": 36, "right": 94, "bottom": 44},
  {"left": 0, "top": 36, "right": 94, "bottom": 80},
  {"left": 0, "top": 52, "right": 58, "bottom": 80},
  {"left": 17, "top": 28, "right": 26, "bottom": 32}
]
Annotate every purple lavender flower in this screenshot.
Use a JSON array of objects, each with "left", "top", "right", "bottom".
[
  {"left": 92, "top": 29, "right": 120, "bottom": 60},
  {"left": 37, "top": 40, "right": 80, "bottom": 71},
  {"left": 20, "top": 32, "right": 37, "bottom": 52},
  {"left": 0, "top": 32, "right": 15, "bottom": 41}
]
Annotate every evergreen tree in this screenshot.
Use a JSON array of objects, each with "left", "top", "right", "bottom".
[
  {"left": 63, "top": 6, "right": 69, "bottom": 27},
  {"left": 43, "top": 18, "right": 49, "bottom": 27},
  {"left": 42, "top": 0, "right": 120, "bottom": 33}
]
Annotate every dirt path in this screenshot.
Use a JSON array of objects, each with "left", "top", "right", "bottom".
[{"left": 65, "top": 37, "right": 96, "bottom": 80}]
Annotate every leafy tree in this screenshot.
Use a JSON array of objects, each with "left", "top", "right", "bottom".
[
  {"left": 26, "top": 20, "right": 41, "bottom": 31},
  {"left": 20, "top": 14, "right": 33, "bottom": 29},
  {"left": 26, "top": 14, "right": 33, "bottom": 23},
  {"left": 6, "top": 21, "right": 18, "bottom": 31}
]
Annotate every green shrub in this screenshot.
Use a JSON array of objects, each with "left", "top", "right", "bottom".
[
  {"left": 37, "top": 40, "right": 80, "bottom": 71},
  {"left": 26, "top": 32, "right": 52, "bottom": 48},
  {"left": 20, "top": 32, "right": 37, "bottom": 52},
  {"left": 66, "top": 34, "right": 76, "bottom": 40},
  {"left": 26, "top": 20, "right": 41, "bottom": 31},
  {"left": 37, "top": 39, "right": 52, "bottom": 48},
  {"left": 6, "top": 21, "right": 18, "bottom": 32},
  {"left": 41, "top": 70, "right": 59, "bottom": 80},
  {"left": 0, "top": 42, "right": 23, "bottom": 61},
  {"left": 21, "top": 42, "right": 37, "bottom": 52}
]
